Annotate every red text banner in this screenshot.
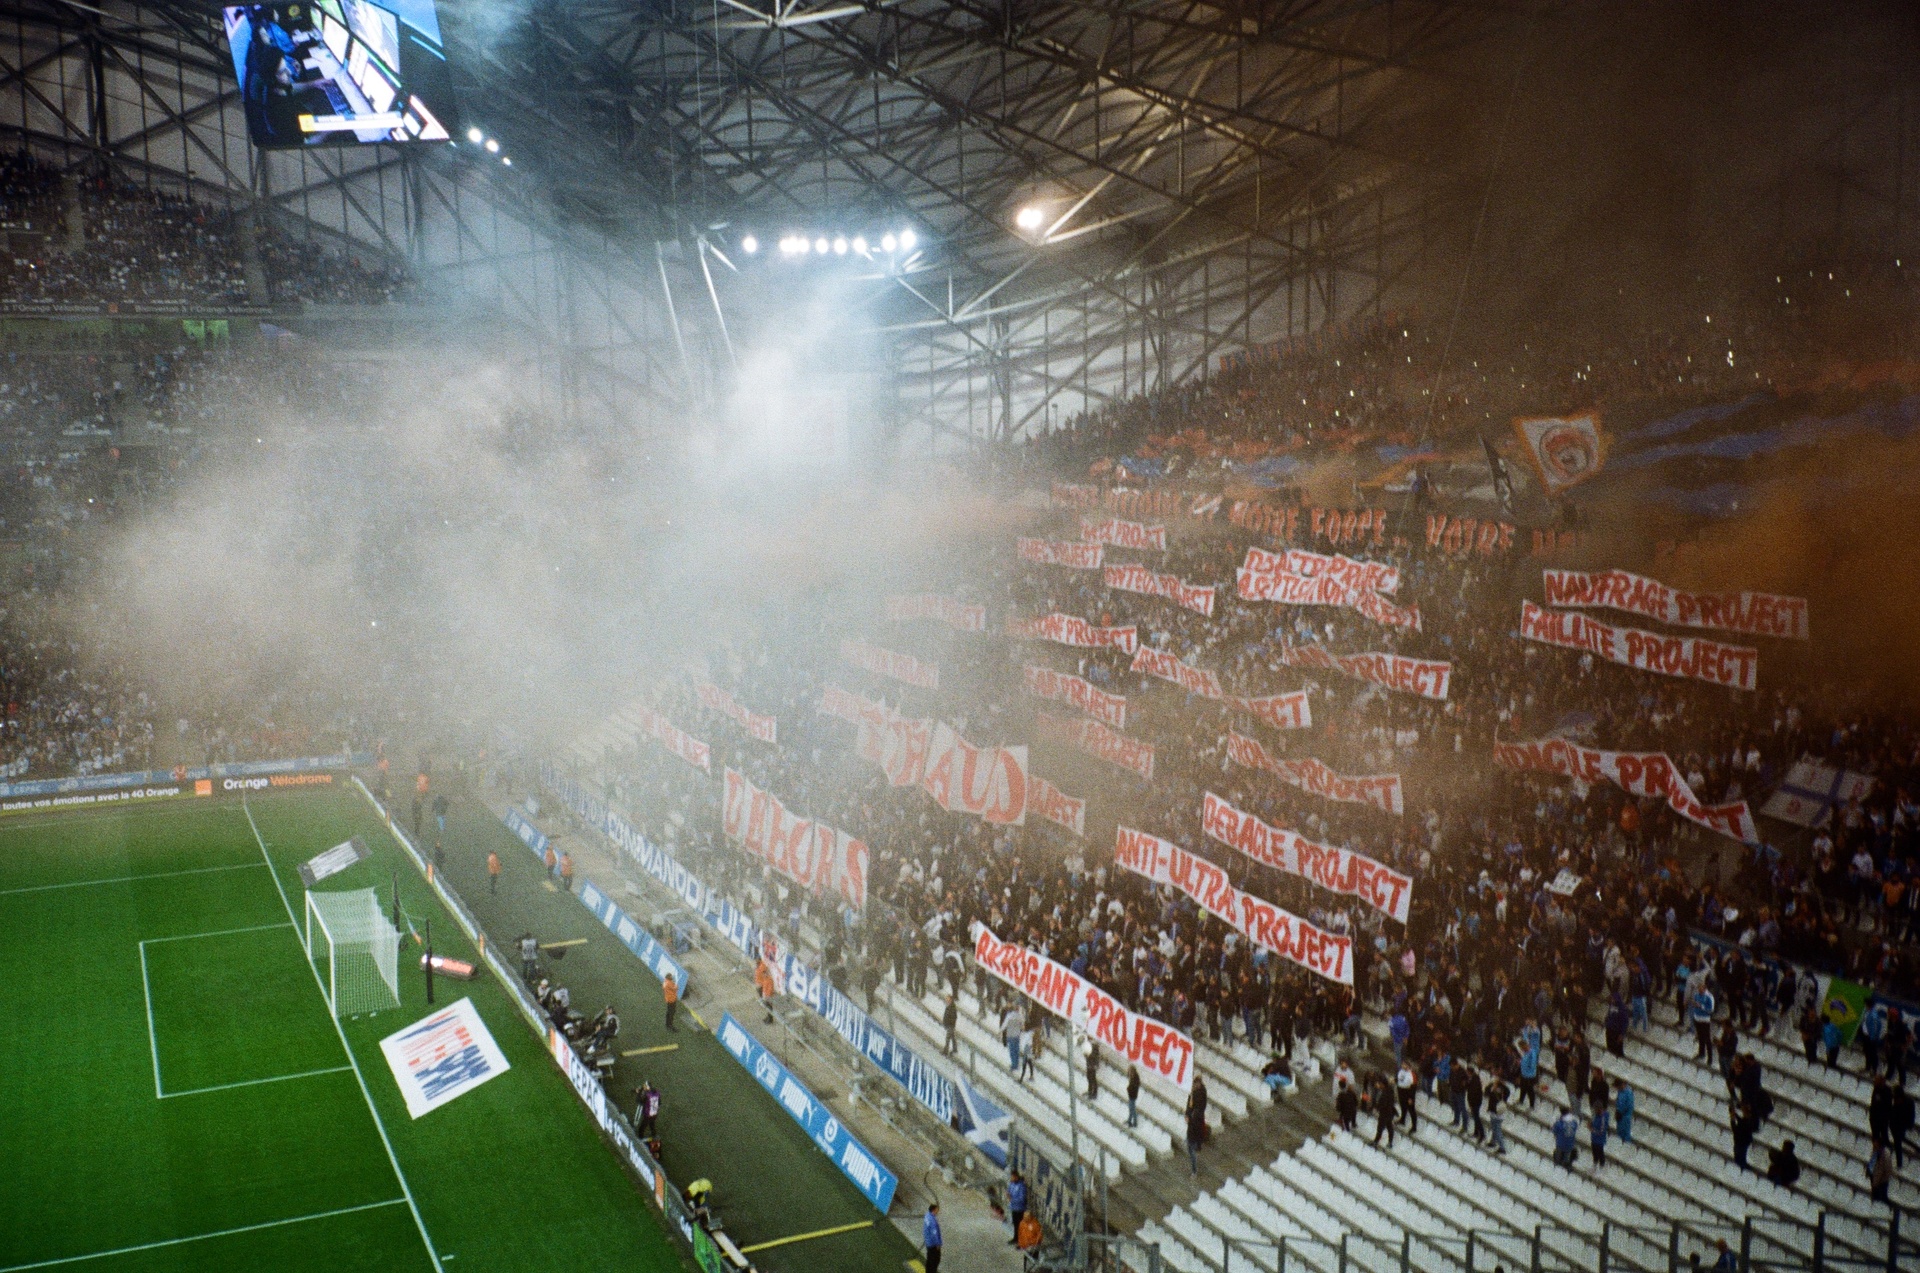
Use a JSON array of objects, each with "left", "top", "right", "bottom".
[
  {"left": 921, "top": 724, "right": 1028, "bottom": 825},
  {"left": 1200, "top": 792, "right": 1411, "bottom": 923},
  {"left": 886, "top": 593, "right": 989, "bottom": 633},
  {"left": 1243, "top": 546, "right": 1400, "bottom": 596},
  {"left": 1006, "top": 613, "right": 1139, "bottom": 654},
  {"left": 1023, "top": 665, "right": 1127, "bottom": 729},
  {"left": 1113, "top": 827, "right": 1353, "bottom": 985},
  {"left": 1236, "top": 548, "right": 1421, "bottom": 630},
  {"left": 1227, "top": 503, "right": 1388, "bottom": 547},
  {"left": 1224, "top": 691, "right": 1312, "bottom": 731},
  {"left": 1224, "top": 731, "right": 1403, "bottom": 816},
  {"left": 1129, "top": 645, "right": 1224, "bottom": 699},
  {"left": 1035, "top": 711, "right": 1155, "bottom": 782},
  {"left": 1080, "top": 516, "right": 1168, "bottom": 552},
  {"left": 1103, "top": 563, "right": 1216, "bottom": 617},
  {"left": 1542, "top": 569, "right": 1808, "bottom": 641},
  {"left": 631, "top": 705, "right": 712, "bottom": 773},
  {"left": 1018, "top": 537, "right": 1104, "bottom": 570},
  {"left": 819, "top": 684, "right": 867, "bottom": 724},
  {"left": 972, "top": 924, "right": 1194, "bottom": 1089},
  {"left": 841, "top": 639, "right": 941, "bottom": 691},
  {"left": 1279, "top": 645, "right": 1452, "bottom": 701},
  {"left": 1492, "top": 737, "right": 1758, "bottom": 843},
  {"left": 857, "top": 700, "right": 934, "bottom": 788},
  {"left": 694, "top": 680, "right": 778, "bottom": 745},
  {"left": 1030, "top": 775, "right": 1086, "bottom": 837},
  {"left": 1518, "top": 601, "right": 1758, "bottom": 691},
  {"left": 721, "top": 768, "right": 868, "bottom": 909}
]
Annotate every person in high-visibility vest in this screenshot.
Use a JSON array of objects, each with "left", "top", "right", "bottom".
[
  {"left": 543, "top": 844, "right": 557, "bottom": 880},
  {"left": 487, "top": 851, "right": 501, "bottom": 894},
  {"left": 663, "top": 973, "right": 679, "bottom": 1032},
  {"left": 754, "top": 957, "right": 776, "bottom": 1024},
  {"left": 558, "top": 852, "right": 574, "bottom": 893}
]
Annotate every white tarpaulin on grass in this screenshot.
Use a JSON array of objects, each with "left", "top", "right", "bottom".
[{"left": 379, "top": 996, "right": 511, "bottom": 1119}]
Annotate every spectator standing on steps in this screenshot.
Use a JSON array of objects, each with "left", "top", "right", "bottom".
[
  {"left": 922, "top": 1202, "right": 943, "bottom": 1273},
  {"left": 1185, "top": 1076, "right": 1210, "bottom": 1175},
  {"left": 1126, "top": 1064, "right": 1141, "bottom": 1129},
  {"left": 1691, "top": 986, "right": 1717, "bottom": 1062},
  {"left": 1005, "top": 1170, "right": 1028, "bottom": 1243},
  {"left": 1335, "top": 1077, "right": 1359, "bottom": 1133},
  {"left": 1084, "top": 1035, "right": 1099, "bottom": 1101},
  {"left": 941, "top": 993, "right": 958, "bottom": 1055},
  {"left": 1001, "top": 1005, "right": 1023, "bottom": 1074},
  {"left": 433, "top": 792, "right": 449, "bottom": 835},
  {"left": 756, "top": 958, "right": 778, "bottom": 1025}
]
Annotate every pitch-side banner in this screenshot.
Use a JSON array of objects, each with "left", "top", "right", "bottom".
[
  {"left": 1492, "top": 737, "right": 1758, "bottom": 844},
  {"left": 694, "top": 680, "right": 778, "bottom": 745},
  {"left": 1030, "top": 775, "right": 1085, "bottom": 836},
  {"left": 1225, "top": 731, "right": 1403, "bottom": 815},
  {"left": 1130, "top": 645, "right": 1224, "bottom": 699},
  {"left": 1518, "top": 600, "right": 1758, "bottom": 691},
  {"left": 972, "top": 924, "right": 1194, "bottom": 1089},
  {"left": 1103, "top": 563, "right": 1215, "bottom": 617},
  {"left": 1224, "top": 691, "right": 1312, "bottom": 731},
  {"left": 1023, "top": 665, "right": 1126, "bottom": 729},
  {"left": 841, "top": 639, "right": 940, "bottom": 691},
  {"left": 722, "top": 768, "right": 869, "bottom": 909},
  {"left": 1080, "top": 516, "right": 1168, "bottom": 552},
  {"left": 1114, "top": 827, "right": 1353, "bottom": 985},
  {"left": 921, "top": 724, "right": 1028, "bottom": 825},
  {"left": 1201, "top": 792, "right": 1411, "bottom": 922},
  {"left": 886, "top": 593, "right": 989, "bottom": 633},
  {"left": 631, "top": 705, "right": 712, "bottom": 772},
  {"left": 1543, "top": 570, "right": 1808, "bottom": 641},
  {"left": 1035, "top": 710, "right": 1154, "bottom": 782},
  {"left": 1018, "top": 537, "right": 1104, "bottom": 569},
  {"left": 1007, "top": 612, "right": 1139, "bottom": 654},
  {"left": 1279, "top": 644, "right": 1452, "bottom": 701}
]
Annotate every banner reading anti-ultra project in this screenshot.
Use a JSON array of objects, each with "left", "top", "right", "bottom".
[
  {"left": 1493, "top": 736, "right": 1758, "bottom": 843},
  {"left": 1518, "top": 600, "right": 1758, "bottom": 691},
  {"left": 1543, "top": 569, "right": 1808, "bottom": 641},
  {"left": 1114, "top": 827, "right": 1352, "bottom": 984},
  {"left": 1202, "top": 792, "right": 1411, "bottom": 922},
  {"left": 971, "top": 923, "right": 1194, "bottom": 1090}
]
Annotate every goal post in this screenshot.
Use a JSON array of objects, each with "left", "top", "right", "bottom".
[{"left": 304, "top": 887, "right": 401, "bottom": 1018}]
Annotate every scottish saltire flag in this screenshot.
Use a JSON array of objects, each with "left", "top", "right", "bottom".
[{"left": 1761, "top": 758, "right": 1874, "bottom": 828}]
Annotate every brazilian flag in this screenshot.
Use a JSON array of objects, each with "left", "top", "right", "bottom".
[{"left": 1822, "top": 977, "right": 1870, "bottom": 1045}]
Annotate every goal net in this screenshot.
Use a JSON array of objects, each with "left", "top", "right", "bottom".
[{"left": 304, "top": 888, "right": 400, "bottom": 1018}]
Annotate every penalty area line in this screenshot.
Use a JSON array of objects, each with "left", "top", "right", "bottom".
[{"left": 0, "top": 1198, "right": 409, "bottom": 1271}]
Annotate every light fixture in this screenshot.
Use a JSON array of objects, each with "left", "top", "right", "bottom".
[
  {"left": 899, "top": 229, "right": 917, "bottom": 250},
  {"left": 1015, "top": 206, "right": 1044, "bottom": 231},
  {"left": 814, "top": 237, "right": 829, "bottom": 254},
  {"left": 851, "top": 236, "right": 867, "bottom": 253},
  {"left": 466, "top": 127, "right": 483, "bottom": 143},
  {"left": 832, "top": 237, "right": 848, "bottom": 255},
  {"left": 484, "top": 138, "right": 500, "bottom": 153},
  {"left": 501, "top": 156, "right": 511, "bottom": 166},
  {"left": 741, "top": 234, "right": 758, "bottom": 254},
  {"left": 881, "top": 233, "right": 897, "bottom": 252}
]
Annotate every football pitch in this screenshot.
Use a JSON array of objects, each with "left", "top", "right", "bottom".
[{"left": 0, "top": 786, "right": 691, "bottom": 1272}]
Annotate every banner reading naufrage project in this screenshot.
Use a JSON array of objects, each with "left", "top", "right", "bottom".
[
  {"left": 1518, "top": 600, "right": 1758, "bottom": 691},
  {"left": 1114, "top": 827, "right": 1353, "bottom": 985},
  {"left": 1543, "top": 569, "right": 1808, "bottom": 641},
  {"left": 1493, "top": 736, "right": 1758, "bottom": 843},
  {"left": 722, "top": 768, "right": 868, "bottom": 909},
  {"left": 972, "top": 924, "right": 1195, "bottom": 1090},
  {"left": 1202, "top": 792, "right": 1412, "bottom": 922}
]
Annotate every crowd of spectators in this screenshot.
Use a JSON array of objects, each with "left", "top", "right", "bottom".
[{"left": 1, "top": 150, "right": 410, "bottom": 307}]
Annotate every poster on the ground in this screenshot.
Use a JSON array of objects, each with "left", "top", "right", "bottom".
[{"left": 379, "top": 997, "right": 511, "bottom": 1119}]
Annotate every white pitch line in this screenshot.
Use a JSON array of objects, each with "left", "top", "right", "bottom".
[
  {"left": 0, "top": 861, "right": 264, "bottom": 897},
  {"left": 138, "top": 943, "right": 163, "bottom": 1100},
  {"left": 0, "top": 1197, "right": 409, "bottom": 1271},
  {"left": 244, "top": 796, "right": 445, "bottom": 1273},
  {"left": 160, "top": 1065, "right": 353, "bottom": 1100},
  {"left": 140, "top": 921, "right": 292, "bottom": 945}
]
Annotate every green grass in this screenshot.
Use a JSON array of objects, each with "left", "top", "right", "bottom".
[
  {"left": 424, "top": 790, "right": 922, "bottom": 1273},
  {"left": 0, "top": 788, "right": 691, "bottom": 1273}
]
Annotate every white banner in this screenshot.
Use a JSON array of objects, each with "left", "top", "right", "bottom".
[
  {"left": 846, "top": 694, "right": 932, "bottom": 788},
  {"left": 1006, "top": 612, "right": 1139, "bottom": 654},
  {"left": 1201, "top": 792, "right": 1411, "bottom": 922},
  {"left": 841, "top": 638, "right": 941, "bottom": 690},
  {"left": 1018, "top": 537, "right": 1104, "bottom": 569},
  {"left": 1492, "top": 736, "right": 1757, "bottom": 844},
  {"left": 722, "top": 768, "right": 869, "bottom": 908},
  {"left": 1080, "top": 516, "right": 1168, "bottom": 552},
  {"left": 1243, "top": 546, "right": 1399, "bottom": 595},
  {"left": 1035, "top": 711, "right": 1155, "bottom": 782},
  {"left": 1022, "top": 665, "right": 1127, "bottom": 729},
  {"left": 1103, "top": 563, "right": 1215, "bottom": 617},
  {"left": 921, "top": 724, "right": 1028, "bottom": 825},
  {"left": 1518, "top": 600, "right": 1758, "bottom": 691},
  {"left": 1114, "top": 827, "right": 1353, "bottom": 985},
  {"left": 1279, "top": 644, "right": 1452, "bottom": 700},
  {"left": 1224, "top": 691, "right": 1312, "bottom": 731},
  {"left": 1543, "top": 569, "right": 1808, "bottom": 641},
  {"left": 1236, "top": 549, "right": 1420, "bottom": 630},
  {"left": 1129, "top": 645, "right": 1224, "bottom": 699},
  {"left": 1224, "top": 731, "right": 1403, "bottom": 815},
  {"left": 631, "top": 705, "right": 712, "bottom": 772},
  {"left": 694, "top": 679, "right": 778, "bottom": 745},
  {"left": 1030, "top": 775, "right": 1085, "bottom": 837},
  {"left": 379, "top": 997, "right": 511, "bottom": 1120},
  {"left": 972, "top": 924, "right": 1194, "bottom": 1090},
  {"left": 886, "top": 593, "right": 989, "bottom": 633}
]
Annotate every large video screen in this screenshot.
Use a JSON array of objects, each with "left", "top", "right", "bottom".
[{"left": 224, "top": 1, "right": 455, "bottom": 147}]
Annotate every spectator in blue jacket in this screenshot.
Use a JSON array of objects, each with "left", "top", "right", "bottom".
[
  {"left": 1006, "top": 1170, "right": 1028, "bottom": 1243},
  {"left": 1690, "top": 988, "right": 1718, "bottom": 1062},
  {"left": 1614, "top": 1078, "right": 1636, "bottom": 1144},
  {"left": 1552, "top": 1107, "right": 1581, "bottom": 1168},
  {"left": 923, "top": 1202, "right": 943, "bottom": 1272}
]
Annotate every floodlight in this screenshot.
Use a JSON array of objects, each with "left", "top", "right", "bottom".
[
  {"left": 851, "top": 236, "right": 868, "bottom": 253},
  {"left": 1016, "top": 206, "right": 1044, "bottom": 231},
  {"left": 466, "top": 127, "right": 483, "bottom": 143},
  {"left": 832, "top": 237, "right": 848, "bottom": 254},
  {"left": 501, "top": 157, "right": 511, "bottom": 166},
  {"left": 741, "top": 235, "right": 758, "bottom": 253},
  {"left": 484, "top": 138, "right": 500, "bottom": 153},
  {"left": 899, "top": 229, "right": 917, "bottom": 250},
  {"left": 882, "top": 234, "right": 898, "bottom": 252},
  {"left": 814, "top": 237, "right": 829, "bottom": 254}
]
